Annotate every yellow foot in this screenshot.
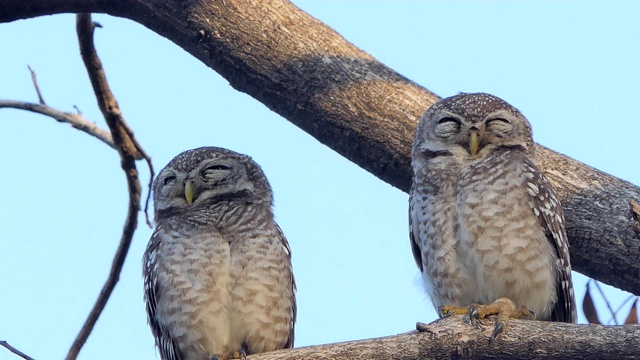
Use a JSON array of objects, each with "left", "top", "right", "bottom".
[
  {"left": 436, "top": 298, "right": 533, "bottom": 338},
  {"left": 211, "top": 349, "right": 247, "bottom": 360},
  {"left": 440, "top": 304, "right": 471, "bottom": 317},
  {"left": 469, "top": 297, "right": 534, "bottom": 338}
]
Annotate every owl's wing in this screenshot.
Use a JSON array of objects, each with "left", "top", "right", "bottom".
[
  {"left": 409, "top": 184, "right": 424, "bottom": 271},
  {"left": 524, "top": 158, "right": 576, "bottom": 323},
  {"left": 275, "top": 223, "right": 296, "bottom": 349},
  {"left": 143, "top": 229, "right": 184, "bottom": 360}
]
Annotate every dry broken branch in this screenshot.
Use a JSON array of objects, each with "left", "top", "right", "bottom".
[
  {"left": 64, "top": 13, "right": 152, "bottom": 360},
  {"left": 0, "top": 99, "right": 115, "bottom": 150},
  {"left": 0, "top": 341, "right": 35, "bottom": 360},
  {"left": 27, "top": 65, "right": 45, "bottom": 104},
  {"left": 0, "top": 66, "right": 117, "bottom": 149}
]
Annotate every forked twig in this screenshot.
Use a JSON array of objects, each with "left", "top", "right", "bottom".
[
  {"left": 0, "top": 99, "right": 116, "bottom": 149},
  {"left": 0, "top": 66, "right": 115, "bottom": 150},
  {"left": 0, "top": 22, "right": 155, "bottom": 360},
  {"left": 65, "top": 13, "right": 153, "bottom": 360},
  {"left": 592, "top": 280, "right": 620, "bottom": 325},
  {"left": 2, "top": 65, "right": 154, "bottom": 223}
]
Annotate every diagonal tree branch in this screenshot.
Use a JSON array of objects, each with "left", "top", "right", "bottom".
[
  {"left": 64, "top": 13, "right": 153, "bottom": 360},
  {"left": 0, "top": 14, "right": 155, "bottom": 360}
]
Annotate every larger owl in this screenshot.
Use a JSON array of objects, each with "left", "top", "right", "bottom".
[
  {"left": 143, "top": 147, "right": 296, "bottom": 360},
  {"left": 409, "top": 93, "right": 576, "bottom": 334}
]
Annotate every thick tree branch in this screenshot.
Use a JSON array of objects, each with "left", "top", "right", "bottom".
[
  {"left": 1, "top": 0, "right": 638, "bottom": 297},
  {"left": 245, "top": 317, "right": 640, "bottom": 360}
]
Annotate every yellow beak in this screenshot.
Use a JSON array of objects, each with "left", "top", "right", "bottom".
[
  {"left": 469, "top": 131, "right": 480, "bottom": 156},
  {"left": 185, "top": 180, "right": 196, "bottom": 205}
]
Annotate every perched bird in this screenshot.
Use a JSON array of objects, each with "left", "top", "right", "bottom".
[
  {"left": 409, "top": 93, "right": 576, "bottom": 335},
  {"left": 143, "top": 147, "right": 296, "bottom": 360}
]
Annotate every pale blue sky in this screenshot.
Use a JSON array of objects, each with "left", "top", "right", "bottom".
[{"left": 1, "top": 2, "right": 638, "bottom": 359}]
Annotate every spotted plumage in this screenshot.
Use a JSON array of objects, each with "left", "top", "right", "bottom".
[
  {"left": 409, "top": 93, "right": 576, "bottom": 323},
  {"left": 143, "top": 147, "right": 296, "bottom": 360}
]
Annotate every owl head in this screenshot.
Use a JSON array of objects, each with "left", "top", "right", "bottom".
[
  {"left": 153, "top": 147, "right": 273, "bottom": 219},
  {"left": 413, "top": 93, "right": 535, "bottom": 160}
]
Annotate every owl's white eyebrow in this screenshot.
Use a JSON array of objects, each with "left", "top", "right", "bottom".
[
  {"left": 436, "top": 111, "right": 462, "bottom": 120},
  {"left": 485, "top": 110, "right": 514, "bottom": 120}
]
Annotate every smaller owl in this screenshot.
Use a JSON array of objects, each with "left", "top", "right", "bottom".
[
  {"left": 143, "top": 147, "right": 296, "bottom": 360},
  {"left": 410, "top": 93, "right": 576, "bottom": 335}
]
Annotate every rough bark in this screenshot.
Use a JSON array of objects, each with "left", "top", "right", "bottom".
[
  {"left": 247, "top": 317, "right": 640, "bottom": 360},
  {"left": 2, "top": 2, "right": 640, "bottom": 357}
]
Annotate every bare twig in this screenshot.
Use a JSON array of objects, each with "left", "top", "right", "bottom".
[
  {"left": 613, "top": 295, "right": 639, "bottom": 315},
  {"left": 625, "top": 298, "right": 639, "bottom": 324},
  {"left": 582, "top": 280, "right": 601, "bottom": 324},
  {"left": 0, "top": 340, "right": 35, "bottom": 360},
  {"left": 1, "top": 14, "right": 154, "bottom": 359},
  {"left": 0, "top": 100, "right": 115, "bottom": 150},
  {"left": 27, "top": 65, "right": 45, "bottom": 104},
  {"left": 65, "top": 13, "right": 152, "bottom": 360},
  {"left": 593, "top": 281, "right": 619, "bottom": 325},
  {"left": 142, "top": 152, "right": 154, "bottom": 228},
  {"left": 121, "top": 122, "right": 154, "bottom": 227}
]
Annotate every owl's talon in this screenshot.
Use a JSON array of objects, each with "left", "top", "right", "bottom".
[
  {"left": 469, "top": 297, "right": 536, "bottom": 337},
  {"left": 416, "top": 322, "right": 430, "bottom": 332},
  {"left": 233, "top": 348, "right": 247, "bottom": 360},
  {"left": 469, "top": 304, "right": 481, "bottom": 323},
  {"left": 491, "top": 320, "right": 505, "bottom": 339}
]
